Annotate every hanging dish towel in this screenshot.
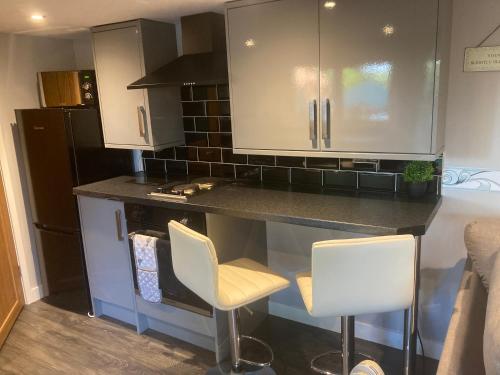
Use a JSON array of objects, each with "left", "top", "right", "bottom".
[{"left": 133, "top": 233, "right": 162, "bottom": 303}]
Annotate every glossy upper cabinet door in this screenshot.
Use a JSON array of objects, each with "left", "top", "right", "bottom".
[
  {"left": 93, "top": 26, "right": 150, "bottom": 148},
  {"left": 319, "top": 0, "right": 438, "bottom": 154},
  {"left": 227, "top": 0, "right": 320, "bottom": 151}
]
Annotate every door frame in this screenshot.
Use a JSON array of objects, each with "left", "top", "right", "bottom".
[{"left": 0, "top": 164, "right": 25, "bottom": 347}]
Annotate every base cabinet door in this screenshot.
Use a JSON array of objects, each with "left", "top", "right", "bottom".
[
  {"left": 226, "top": 0, "right": 320, "bottom": 152},
  {"left": 319, "top": 0, "right": 438, "bottom": 154},
  {"left": 78, "top": 196, "right": 135, "bottom": 310}
]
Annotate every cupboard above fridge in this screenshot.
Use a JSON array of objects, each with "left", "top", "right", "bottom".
[{"left": 225, "top": 0, "right": 452, "bottom": 160}]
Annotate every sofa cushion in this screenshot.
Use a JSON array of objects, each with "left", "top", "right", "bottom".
[
  {"left": 464, "top": 219, "right": 500, "bottom": 289},
  {"left": 484, "top": 252, "right": 500, "bottom": 375}
]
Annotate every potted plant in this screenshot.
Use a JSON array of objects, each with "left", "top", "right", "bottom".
[{"left": 403, "top": 161, "right": 435, "bottom": 198}]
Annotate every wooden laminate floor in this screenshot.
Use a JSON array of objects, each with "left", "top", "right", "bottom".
[{"left": 0, "top": 292, "right": 438, "bottom": 374}]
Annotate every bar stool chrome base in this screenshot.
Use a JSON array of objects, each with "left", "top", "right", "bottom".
[
  {"left": 311, "top": 351, "right": 373, "bottom": 375},
  {"left": 228, "top": 309, "right": 274, "bottom": 373}
]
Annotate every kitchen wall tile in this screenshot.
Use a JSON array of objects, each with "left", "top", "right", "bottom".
[
  {"left": 165, "top": 160, "right": 187, "bottom": 177},
  {"left": 181, "top": 86, "right": 192, "bottom": 101},
  {"left": 379, "top": 160, "right": 407, "bottom": 173},
  {"left": 359, "top": 173, "right": 395, "bottom": 191},
  {"left": 217, "top": 84, "right": 230, "bottom": 100},
  {"left": 291, "top": 168, "right": 322, "bottom": 186},
  {"left": 196, "top": 117, "right": 219, "bottom": 132},
  {"left": 222, "top": 149, "right": 247, "bottom": 164},
  {"left": 323, "top": 171, "right": 357, "bottom": 189},
  {"left": 262, "top": 167, "right": 290, "bottom": 184},
  {"left": 248, "top": 155, "right": 276, "bottom": 166},
  {"left": 155, "top": 147, "right": 174, "bottom": 160},
  {"left": 183, "top": 117, "right": 195, "bottom": 131},
  {"left": 185, "top": 132, "right": 208, "bottom": 147},
  {"left": 306, "top": 157, "right": 339, "bottom": 170},
  {"left": 236, "top": 165, "right": 261, "bottom": 181},
  {"left": 209, "top": 133, "right": 232, "bottom": 148},
  {"left": 144, "top": 158, "right": 165, "bottom": 178},
  {"left": 193, "top": 85, "right": 217, "bottom": 100},
  {"left": 188, "top": 162, "right": 210, "bottom": 176},
  {"left": 206, "top": 101, "right": 230, "bottom": 116},
  {"left": 198, "top": 147, "right": 222, "bottom": 162},
  {"left": 210, "top": 163, "right": 235, "bottom": 178},
  {"left": 175, "top": 146, "right": 198, "bottom": 161},
  {"left": 219, "top": 117, "right": 231, "bottom": 132},
  {"left": 142, "top": 150, "right": 154, "bottom": 158},
  {"left": 182, "top": 101, "right": 205, "bottom": 116},
  {"left": 276, "top": 156, "right": 306, "bottom": 168}
]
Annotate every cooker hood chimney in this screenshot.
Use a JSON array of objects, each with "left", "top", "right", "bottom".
[{"left": 128, "top": 12, "right": 227, "bottom": 89}]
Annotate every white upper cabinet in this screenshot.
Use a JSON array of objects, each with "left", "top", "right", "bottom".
[
  {"left": 226, "top": 0, "right": 320, "bottom": 151},
  {"left": 226, "top": 0, "right": 451, "bottom": 160},
  {"left": 92, "top": 20, "right": 184, "bottom": 151}
]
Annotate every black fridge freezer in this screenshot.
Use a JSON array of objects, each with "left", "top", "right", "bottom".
[{"left": 15, "top": 108, "right": 132, "bottom": 312}]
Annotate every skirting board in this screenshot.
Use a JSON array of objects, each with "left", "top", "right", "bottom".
[
  {"left": 269, "top": 301, "right": 443, "bottom": 360},
  {"left": 25, "top": 285, "right": 44, "bottom": 304}
]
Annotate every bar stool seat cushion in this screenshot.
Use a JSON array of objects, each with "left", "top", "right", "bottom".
[
  {"left": 218, "top": 258, "right": 290, "bottom": 310},
  {"left": 296, "top": 272, "right": 313, "bottom": 313}
]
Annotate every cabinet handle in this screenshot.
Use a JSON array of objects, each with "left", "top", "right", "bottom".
[
  {"left": 115, "top": 210, "right": 124, "bottom": 241},
  {"left": 137, "top": 105, "right": 147, "bottom": 138},
  {"left": 309, "top": 100, "right": 317, "bottom": 141},
  {"left": 322, "top": 99, "right": 330, "bottom": 140}
]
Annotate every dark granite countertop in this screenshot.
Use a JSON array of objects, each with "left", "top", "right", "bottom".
[{"left": 73, "top": 176, "right": 441, "bottom": 236}]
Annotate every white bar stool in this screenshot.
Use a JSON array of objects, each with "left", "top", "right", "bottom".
[
  {"left": 296, "top": 235, "right": 416, "bottom": 375},
  {"left": 168, "top": 220, "right": 290, "bottom": 373}
]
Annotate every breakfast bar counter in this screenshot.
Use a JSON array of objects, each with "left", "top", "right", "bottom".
[{"left": 73, "top": 175, "right": 441, "bottom": 237}]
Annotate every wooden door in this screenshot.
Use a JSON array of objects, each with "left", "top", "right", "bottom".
[
  {"left": 0, "top": 168, "right": 24, "bottom": 347},
  {"left": 226, "top": 0, "right": 320, "bottom": 152}
]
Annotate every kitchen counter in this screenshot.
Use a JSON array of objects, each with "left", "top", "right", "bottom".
[{"left": 73, "top": 176, "right": 441, "bottom": 236}]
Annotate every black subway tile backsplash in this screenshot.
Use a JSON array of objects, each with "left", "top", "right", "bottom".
[
  {"left": 183, "top": 117, "right": 195, "bottom": 131},
  {"left": 222, "top": 149, "right": 247, "bottom": 164},
  {"left": 144, "top": 158, "right": 165, "bottom": 178},
  {"left": 182, "top": 101, "right": 205, "bottom": 116},
  {"left": 206, "top": 101, "right": 230, "bottom": 116},
  {"left": 262, "top": 167, "right": 290, "bottom": 184},
  {"left": 323, "top": 171, "right": 357, "bottom": 189},
  {"left": 188, "top": 162, "right": 210, "bottom": 176},
  {"left": 196, "top": 117, "right": 219, "bottom": 132},
  {"left": 181, "top": 86, "right": 192, "bottom": 101},
  {"left": 276, "top": 156, "right": 306, "bottom": 168},
  {"left": 145, "top": 85, "right": 441, "bottom": 197},
  {"left": 185, "top": 132, "right": 208, "bottom": 147},
  {"left": 219, "top": 117, "right": 231, "bottom": 132},
  {"left": 154, "top": 147, "right": 174, "bottom": 160},
  {"left": 359, "top": 173, "right": 395, "bottom": 191},
  {"left": 217, "top": 84, "right": 230, "bottom": 100},
  {"left": 248, "top": 155, "right": 276, "bottom": 166},
  {"left": 193, "top": 85, "right": 217, "bottom": 101},
  {"left": 165, "top": 160, "right": 187, "bottom": 177},
  {"left": 306, "top": 157, "right": 339, "bottom": 170},
  {"left": 198, "top": 147, "right": 222, "bottom": 162},
  {"left": 210, "top": 163, "right": 235, "bottom": 178},
  {"left": 291, "top": 168, "right": 322, "bottom": 186}
]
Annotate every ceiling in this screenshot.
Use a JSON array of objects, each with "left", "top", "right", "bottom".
[{"left": 0, "top": 0, "right": 226, "bottom": 39}]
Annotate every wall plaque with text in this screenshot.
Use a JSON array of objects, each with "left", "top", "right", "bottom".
[{"left": 464, "top": 46, "right": 500, "bottom": 72}]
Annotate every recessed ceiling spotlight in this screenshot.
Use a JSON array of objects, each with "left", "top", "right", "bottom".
[
  {"left": 324, "top": 1, "right": 336, "bottom": 9},
  {"left": 31, "top": 14, "right": 46, "bottom": 21},
  {"left": 244, "top": 38, "right": 256, "bottom": 48},
  {"left": 383, "top": 24, "right": 395, "bottom": 36}
]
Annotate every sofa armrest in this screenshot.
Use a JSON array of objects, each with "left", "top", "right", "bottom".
[{"left": 437, "top": 260, "right": 487, "bottom": 375}]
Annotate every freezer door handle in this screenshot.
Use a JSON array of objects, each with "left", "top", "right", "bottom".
[{"left": 115, "top": 209, "right": 124, "bottom": 242}]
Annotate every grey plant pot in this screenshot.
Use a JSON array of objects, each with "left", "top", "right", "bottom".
[{"left": 407, "top": 181, "right": 429, "bottom": 198}]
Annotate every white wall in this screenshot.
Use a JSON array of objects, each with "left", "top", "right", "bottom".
[
  {"left": 267, "top": 0, "right": 500, "bottom": 360},
  {"left": 72, "top": 36, "right": 94, "bottom": 69},
  {"left": 0, "top": 33, "right": 77, "bottom": 303}
]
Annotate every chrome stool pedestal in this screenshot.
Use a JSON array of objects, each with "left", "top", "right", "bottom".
[{"left": 228, "top": 309, "right": 274, "bottom": 372}]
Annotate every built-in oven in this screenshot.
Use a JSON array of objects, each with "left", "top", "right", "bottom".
[{"left": 124, "top": 203, "right": 213, "bottom": 317}]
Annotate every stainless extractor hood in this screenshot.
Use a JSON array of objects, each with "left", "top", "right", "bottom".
[{"left": 128, "top": 12, "right": 227, "bottom": 89}]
